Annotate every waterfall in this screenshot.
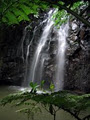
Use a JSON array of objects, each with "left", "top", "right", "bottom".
[
  {"left": 55, "top": 23, "right": 69, "bottom": 91},
  {"left": 23, "top": 26, "right": 38, "bottom": 86},
  {"left": 29, "top": 10, "right": 54, "bottom": 83},
  {"left": 22, "top": 10, "right": 69, "bottom": 91}
]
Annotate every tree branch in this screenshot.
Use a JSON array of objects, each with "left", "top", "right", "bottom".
[
  {"left": 62, "top": 108, "right": 82, "bottom": 120},
  {"left": 82, "top": 115, "right": 90, "bottom": 120},
  {"left": 42, "top": 0, "right": 90, "bottom": 27},
  {"left": 60, "top": 5, "right": 90, "bottom": 27}
]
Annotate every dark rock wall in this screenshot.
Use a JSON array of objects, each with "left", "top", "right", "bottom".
[
  {"left": 64, "top": 21, "right": 90, "bottom": 93},
  {"left": 0, "top": 24, "right": 26, "bottom": 85}
]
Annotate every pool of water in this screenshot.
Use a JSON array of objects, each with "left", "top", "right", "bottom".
[{"left": 0, "top": 86, "right": 89, "bottom": 120}]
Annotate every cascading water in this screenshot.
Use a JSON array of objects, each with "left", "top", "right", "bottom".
[
  {"left": 23, "top": 26, "right": 38, "bottom": 86},
  {"left": 55, "top": 23, "right": 69, "bottom": 91},
  {"left": 29, "top": 10, "right": 54, "bottom": 83},
  {"left": 22, "top": 10, "right": 69, "bottom": 91}
]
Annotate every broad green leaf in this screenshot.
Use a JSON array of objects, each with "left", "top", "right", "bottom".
[{"left": 30, "top": 82, "right": 34, "bottom": 88}]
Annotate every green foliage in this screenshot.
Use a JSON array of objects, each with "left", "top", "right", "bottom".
[
  {"left": 71, "top": 1, "right": 88, "bottom": 11},
  {"left": 52, "top": 1, "right": 89, "bottom": 27},
  {"left": 0, "top": 0, "right": 49, "bottom": 25},
  {"left": 0, "top": 90, "right": 90, "bottom": 120},
  {"left": 29, "top": 82, "right": 39, "bottom": 93},
  {"left": 52, "top": 9, "right": 68, "bottom": 27},
  {"left": 58, "top": 1, "right": 64, "bottom": 6},
  {"left": 0, "top": 0, "right": 89, "bottom": 27},
  {"left": 40, "top": 80, "right": 45, "bottom": 90},
  {"left": 17, "top": 108, "right": 34, "bottom": 120},
  {"left": 49, "top": 83, "right": 55, "bottom": 92},
  {"left": 16, "top": 104, "right": 41, "bottom": 120}
]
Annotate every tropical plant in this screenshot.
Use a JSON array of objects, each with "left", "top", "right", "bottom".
[
  {"left": 29, "top": 82, "right": 39, "bottom": 93},
  {"left": 49, "top": 82, "right": 55, "bottom": 92},
  {"left": 40, "top": 80, "right": 45, "bottom": 90}
]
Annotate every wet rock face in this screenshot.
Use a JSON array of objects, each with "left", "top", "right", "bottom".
[
  {"left": 0, "top": 24, "right": 26, "bottom": 85},
  {"left": 64, "top": 21, "right": 90, "bottom": 93}
]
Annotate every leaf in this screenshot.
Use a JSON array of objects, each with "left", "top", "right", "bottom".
[
  {"left": 19, "top": 4, "right": 31, "bottom": 15},
  {"left": 49, "top": 83, "right": 55, "bottom": 91},
  {"left": 0, "top": 0, "right": 31, "bottom": 25},
  {"left": 41, "top": 80, "right": 45, "bottom": 86},
  {"left": 2, "top": 17, "right": 7, "bottom": 23},
  {"left": 33, "top": 83, "right": 38, "bottom": 88},
  {"left": 29, "top": 82, "right": 39, "bottom": 90},
  {"left": 40, "top": 2, "right": 48, "bottom": 10},
  {"left": 12, "top": 7, "right": 30, "bottom": 22},
  {"left": 40, "top": 80, "right": 45, "bottom": 89},
  {"left": 4, "top": 11, "right": 19, "bottom": 25},
  {"left": 71, "top": 1, "right": 85, "bottom": 11},
  {"left": 58, "top": 1, "right": 64, "bottom": 5},
  {"left": 29, "top": 82, "right": 34, "bottom": 88}
]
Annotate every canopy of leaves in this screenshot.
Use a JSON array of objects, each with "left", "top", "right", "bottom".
[
  {"left": 0, "top": 0, "right": 49, "bottom": 25},
  {"left": 0, "top": 0, "right": 90, "bottom": 27}
]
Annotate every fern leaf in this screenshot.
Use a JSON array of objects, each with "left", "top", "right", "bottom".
[
  {"left": 19, "top": 4, "right": 31, "bottom": 15},
  {"left": 12, "top": 7, "right": 30, "bottom": 22},
  {"left": 2, "top": 17, "right": 7, "bottom": 23},
  {"left": 3, "top": 11, "right": 19, "bottom": 25}
]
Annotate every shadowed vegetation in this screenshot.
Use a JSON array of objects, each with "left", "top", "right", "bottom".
[{"left": 0, "top": 90, "right": 90, "bottom": 120}]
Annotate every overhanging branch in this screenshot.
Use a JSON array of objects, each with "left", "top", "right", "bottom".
[{"left": 42, "top": 0, "right": 90, "bottom": 27}]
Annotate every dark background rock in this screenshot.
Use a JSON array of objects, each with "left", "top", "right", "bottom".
[
  {"left": 0, "top": 23, "right": 26, "bottom": 85},
  {"left": 64, "top": 22, "right": 90, "bottom": 93}
]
